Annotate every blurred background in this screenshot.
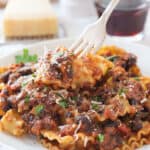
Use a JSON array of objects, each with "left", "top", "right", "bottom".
[{"left": 0, "top": 0, "right": 149, "bottom": 47}]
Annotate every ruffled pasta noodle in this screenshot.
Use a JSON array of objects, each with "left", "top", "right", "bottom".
[
  {"left": 0, "top": 109, "right": 25, "bottom": 136},
  {"left": 118, "top": 122, "right": 150, "bottom": 150}
]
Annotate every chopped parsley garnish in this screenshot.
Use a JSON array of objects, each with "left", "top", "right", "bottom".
[
  {"left": 118, "top": 88, "right": 126, "bottom": 96},
  {"left": 106, "top": 55, "right": 119, "bottom": 62},
  {"left": 71, "top": 96, "right": 78, "bottom": 101},
  {"left": 133, "top": 77, "right": 140, "bottom": 81},
  {"left": 92, "top": 96, "right": 102, "bottom": 102},
  {"left": 32, "top": 73, "right": 36, "bottom": 78},
  {"left": 91, "top": 103, "right": 99, "bottom": 111},
  {"left": 59, "top": 100, "right": 68, "bottom": 108},
  {"left": 97, "top": 133, "right": 104, "bottom": 143},
  {"left": 25, "top": 95, "right": 30, "bottom": 103},
  {"left": 34, "top": 105, "right": 44, "bottom": 115},
  {"left": 44, "top": 86, "right": 48, "bottom": 92},
  {"left": 56, "top": 93, "right": 64, "bottom": 99},
  {"left": 15, "top": 49, "right": 38, "bottom": 63},
  {"left": 56, "top": 92, "right": 68, "bottom": 108},
  {"left": 21, "top": 82, "right": 28, "bottom": 88}
]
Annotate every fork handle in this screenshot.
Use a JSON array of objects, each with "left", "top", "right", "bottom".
[{"left": 96, "top": 0, "right": 120, "bottom": 26}]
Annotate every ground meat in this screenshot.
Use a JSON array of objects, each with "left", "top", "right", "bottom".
[
  {"left": 8, "top": 72, "right": 21, "bottom": 85},
  {"left": 0, "top": 88, "right": 9, "bottom": 96},
  {"left": 10, "top": 82, "right": 21, "bottom": 92},
  {"left": 117, "top": 79, "right": 145, "bottom": 103},
  {"left": 65, "top": 112, "right": 75, "bottom": 124},
  {"left": 97, "top": 84, "right": 116, "bottom": 100},
  {"left": 144, "top": 101, "right": 150, "bottom": 112},
  {"left": 125, "top": 80, "right": 145, "bottom": 102},
  {"left": 7, "top": 95, "right": 18, "bottom": 107},
  {"left": 111, "top": 67, "right": 127, "bottom": 81},
  {"left": 0, "top": 71, "right": 11, "bottom": 83},
  {"left": 102, "top": 120, "right": 119, "bottom": 128},
  {"left": 101, "top": 127, "right": 122, "bottom": 150},
  {"left": 0, "top": 97, "right": 12, "bottom": 112},
  {"left": 130, "top": 119, "right": 143, "bottom": 132},
  {"left": 117, "top": 123, "right": 131, "bottom": 135},
  {"left": 42, "top": 116, "right": 58, "bottom": 130},
  {"left": 60, "top": 125, "right": 76, "bottom": 136},
  {"left": 65, "top": 112, "right": 73, "bottom": 118},
  {"left": 49, "top": 64, "right": 63, "bottom": 80},
  {"left": 17, "top": 66, "right": 33, "bottom": 76},
  {"left": 115, "top": 53, "right": 137, "bottom": 71},
  {"left": 143, "top": 83, "right": 150, "bottom": 110},
  {"left": 75, "top": 115, "right": 92, "bottom": 133},
  {"left": 129, "top": 99, "right": 138, "bottom": 105},
  {"left": 77, "top": 98, "right": 90, "bottom": 112},
  {"left": 23, "top": 113, "right": 58, "bottom": 135},
  {"left": 135, "top": 111, "right": 150, "bottom": 122},
  {"left": 31, "top": 120, "right": 42, "bottom": 135},
  {"left": 146, "top": 83, "right": 150, "bottom": 96}
]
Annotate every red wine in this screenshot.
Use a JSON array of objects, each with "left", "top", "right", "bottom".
[{"left": 95, "top": 2, "right": 148, "bottom": 36}]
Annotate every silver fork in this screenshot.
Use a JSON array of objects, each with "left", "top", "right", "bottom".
[{"left": 70, "top": 0, "right": 120, "bottom": 57}]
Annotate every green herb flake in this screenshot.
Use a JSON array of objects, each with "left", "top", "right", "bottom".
[
  {"left": 59, "top": 100, "right": 68, "bottom": 108},
  {"left": 118, "top": 88, "right": 126, "bottom": 96},
  {"left": 92, "top": 96, "right": 102, "bottom": 102},
  {"left": 97, "top": 133, "right": 104, "bottom": 143},
  {"left": 25, "top": 95, "right": 30, "bottom": 103},
  {"left": 44, "top": 86, "right": 48, "bottom": 92},
  {"left": 32, "top": 73, "right": 36, "bottom": 78},
  {"left": 106, "top": 55, "right": 119, "bottom": 62},
  {"left": 133, "top": 77, "right": 140, "bottom": 81},
  {"left": 21, "top": 82, "right": 28, "bottom": 88},
  {"left": 56, "top": 93, "right": 64, "bottom": 99},
  {"left": 91, "top": 103, "right": 99, "bottom": 111},
  {"left": 71, "top": 96, "right": 78, "bottom": 101},
  {"left": 15, "top": 49, "right": 38, "bottom": 63},
  {"left": 56, "top": 93, "right": 68, "bottom": 108},
  {"left": 34, "top": 105, "right": 44, "bottom": 115}
]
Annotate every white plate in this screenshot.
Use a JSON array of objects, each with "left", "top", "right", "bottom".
[{"left": 0, "top": 38, "right": 149, "bottom": 150}]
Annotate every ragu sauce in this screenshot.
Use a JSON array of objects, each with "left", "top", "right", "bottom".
[{"left": 95, "top": 0, "right": 149, "bottom": 36}]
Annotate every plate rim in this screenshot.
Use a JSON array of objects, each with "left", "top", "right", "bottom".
[{"left": 0, "top": 37, "right": 150, "bottom": 59}]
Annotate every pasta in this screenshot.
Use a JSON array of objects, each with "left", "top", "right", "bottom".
[
  {"left": 120, "top": 122, "right": 150, "bottom": 150},
  {"left": 0, "top": 109, "right": 25, "bottom": 136},
  {"left": 0, "top": 67, "right": 8, "bottom": 74},
  {"left": 0, "top": 46, "right": 149, "bottom": 150}
]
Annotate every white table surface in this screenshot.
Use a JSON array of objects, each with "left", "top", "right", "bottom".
[
  {"left": 0, "top": 2, "right": 149, "bottom": 55},
  {"left": 0, "top": 3, "right": 150, "bottom": 50}
]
